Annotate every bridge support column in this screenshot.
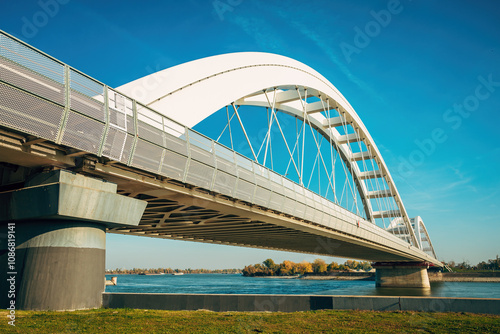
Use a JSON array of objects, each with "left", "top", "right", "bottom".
[
  {"left": 0, "top": 170, "right": 147, "bottom": 310},
  {"left": 373, "top": 262, "right": 430, "bottom": 288}
]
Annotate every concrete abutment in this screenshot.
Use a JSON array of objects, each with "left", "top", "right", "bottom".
[{"left": 0, "top": 169, "right": 147, "bottom": 310}]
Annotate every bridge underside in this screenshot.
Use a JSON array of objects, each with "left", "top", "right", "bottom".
[
  {"left": 0, "top": 128, "right": 423, "bottom": 263},
  {"left": 110, "top": 192, "right": 415, "bottom": 262},
  {"left": 109, "top": 189, "right": 414, "bottom": 262}
]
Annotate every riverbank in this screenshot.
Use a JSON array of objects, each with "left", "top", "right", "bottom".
[
  {"left": 429, "top": 272, "right": 500, "bottom": 282},
  {"left": 1, "top": 308, "right": 499, "bottom": 333}
]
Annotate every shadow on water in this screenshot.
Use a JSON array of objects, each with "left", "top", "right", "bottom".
[
  {"left": 363, "top": 282, "right": 451, "bottom": 297},
  {"left": 371, "top": 287, "right": 432, "bottom": 296}
]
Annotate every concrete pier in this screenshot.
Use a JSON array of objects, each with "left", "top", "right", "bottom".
[
  {"left": 5, "top": 221, "right": 106, "bottom": 310},
  {"left": 373, "top": 262, "right": 431, "bottom": 288},
  {"left": 0, "top": 170, "right": 146, "bottom": 310}
]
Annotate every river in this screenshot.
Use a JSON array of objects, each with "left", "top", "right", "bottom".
[{"left": 105, "top": 274, "right": 500, "bottom": 298}]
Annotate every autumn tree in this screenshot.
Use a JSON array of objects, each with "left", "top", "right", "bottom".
[
  {"left": 327, "top": 261, "right": 339, "bottom": 272},
  {"left": 312, "top": 259, "right": 327, "bottom": 274},
  {"left": 279, "top": 260, "right": 294, "bottom": 276},
  {"left": 359, "top": 261, "right": 372, "bottom": 271},
  {"left": 293, "top": 261, "right": 313, "bottom": 275},
  {"left": 263, "top": 258, "right": 278, "bottom": 274},
  {"left": 344, "top": 260, "right": 360, "bottom": 270}
]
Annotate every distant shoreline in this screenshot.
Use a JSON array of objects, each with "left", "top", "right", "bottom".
[{"left": 430, "top": 272, "right": 500, "bottom": 283}]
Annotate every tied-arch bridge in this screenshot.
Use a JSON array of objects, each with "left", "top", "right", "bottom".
[{"left": 0, "top": 30, "right": 441, "bottom": 311}]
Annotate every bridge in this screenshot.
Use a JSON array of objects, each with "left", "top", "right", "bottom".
[{"left": 0, "top": 30, "right": 441, "bottom": 311}]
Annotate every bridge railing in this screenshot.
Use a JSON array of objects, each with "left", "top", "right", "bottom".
[{"left": 0, "top": 30, "right": 426, "bottom": 255}]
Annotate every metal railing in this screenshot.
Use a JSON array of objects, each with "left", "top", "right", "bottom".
[{"left": 0, "top": 30, "right": 432, "bottom": 257}]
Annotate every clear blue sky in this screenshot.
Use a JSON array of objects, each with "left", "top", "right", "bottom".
[{"left": 1, "top": 0, "right": 499, "bottom": 269}]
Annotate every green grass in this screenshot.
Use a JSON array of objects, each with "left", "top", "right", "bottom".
[{"left": 1, "top": 308, "right": 499, "bottom": 333}]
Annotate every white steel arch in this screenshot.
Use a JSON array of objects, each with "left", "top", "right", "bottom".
[{"left": 116, "top": 52, "right": 419, "bottom": 248}]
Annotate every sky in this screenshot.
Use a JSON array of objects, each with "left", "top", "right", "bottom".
[{"left": 1, "top": 0, "right": 499, "bottom": 269}]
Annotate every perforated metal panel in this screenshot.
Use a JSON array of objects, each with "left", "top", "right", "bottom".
[
  {"left": 304, "top": 205, "right": 315, "bottom": 222},
  {"left": 61, "top": 111, "right": 105, "bottom": 154},
  {"left": 138, "top": 120, "right": 165, "bottom": 147},
  {"left": 131, "top": 139, "right": 163, "bottom": 173},
  {"left": 108, "top": 89, "right": 133, "bottom": 126},
  {"left": 0, "top": 34, "right": 64, "bottom": 84},
  {"left": 0, "top": 83, "right": 63, "bottom": 141},
  {"left": 0, "top": 56, "right": 64, "bottom": 105},
  {"left": 70, "top": 69, "right": 103, "bottom": 99},
  {"left": 294, "top": 183, "right": 306, "bottom": 204},
  {"left": 283, "top": 197, "right": 296, "bottom": 216},
  {"left": 188, "top": 130, "right": 215, "bottom": 166},
  {"left": 70, "top": 90, "right": 105, "bottom": 122},
  {"left": 237, "top": 166, "right": 255, "bottom": 183},
  {"left": 213, "top": 170, "right": 236, "bottom": 197},
  {"left": 254, "top": 174, "right": 269, "bottom": 188},
  {"left": 269, "top": 192, "right": 285, "bottom": 212},
  {"left": 235, "top": 153, "right": 252, "bottom": 170},
  {"left": 214, "top": 144, "right": 236, "bottom": 173},
  {"left": 126, "top": 115, "right": 135, "bottom": 135},
  {"left": 215, "top": 156, "right": 235, "bottom": 174},
  {"left": 270, "top": 179, "right": 284, "bottom": 195},
  {"left": 235, "top": 178, "right": 255, "bottom": 203},
  {"left": 109, "top": 108, "right": 127, "bottom": 131},
  {"left": 165, "top": 133, "right": 188, "bottom": 156},
  {"left": 101, "top": 127, "right": 128, "bottom": 162},
  {"left": 294, "top": 201, "right": 306, "bottom": 220},
  {"left": 253, "top": 185, "right": 271, "bottom": 207},
  {"left": 190, "top": 145, "right": 215, "bottom": 166},
  {"left": 283, "top": 179, "right": 296, "bottom": 201},
  {"left": 120, "top": 134, "right": 135, "bottom": 164},
  {"left": 185, "top": 160, "right": 214, "bottom": 190},
  {"left": 161, "top": 150, "right": 188, "bottom": 180}
]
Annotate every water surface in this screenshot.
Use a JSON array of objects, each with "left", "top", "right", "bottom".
[{"left": 105, "top": 274, "right": 500, "bottom": 298}]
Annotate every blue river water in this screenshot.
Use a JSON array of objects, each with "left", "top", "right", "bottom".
[{"left": 105, "top": 274, "right": 500, "bottom": 298}]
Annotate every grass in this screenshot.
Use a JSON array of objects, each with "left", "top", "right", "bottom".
[{"left": 1, "top": 308, "right": 499, "bottom": 333}]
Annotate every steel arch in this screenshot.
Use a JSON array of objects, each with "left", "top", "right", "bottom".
[{"left": 116, "top": 52, "right": 419, "bottom": 247}]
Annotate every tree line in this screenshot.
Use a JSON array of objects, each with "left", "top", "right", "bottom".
[
  {"left": 445, "top": 255, "right": 500, "bottom": 272},
  {"left": 106, "top": 268, "right": 242, "bottom": 275},
  {"left": 106, "top": 255, "right": 499, "bottom": 276},
  {"left": 242, "top": 259, "right": 373, "bottom": 277}
]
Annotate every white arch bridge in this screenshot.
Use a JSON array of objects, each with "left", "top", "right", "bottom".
[{"left": 0, "top": 31, "right": 441, "bottom": 310}]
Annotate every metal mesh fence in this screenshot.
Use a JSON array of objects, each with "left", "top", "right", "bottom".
[{"left": 0, "top": 82, "right": 63, "bottom": 141}]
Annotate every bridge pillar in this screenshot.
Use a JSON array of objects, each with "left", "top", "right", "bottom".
[
  {"left": 373, "top": 262, "right": 431, "bottom": 288},
  {"left": 0, "top": 170, "right": 147, "bottom": 310}
]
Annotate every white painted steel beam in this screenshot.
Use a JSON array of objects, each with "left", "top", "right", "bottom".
[
  {"left": 305, "top": 101, "right": 331, "bottom": 114},
  {"left": 351, "top": 151, "right": 372, "bottom": 161},
  {"left": 358, "top": 170, "right": 383, "bottom": 179},
  {"left": 337, "top": 133, "right": 361, "bottom": 145},
  {"left": 367, "top": 189, "right": 393, "bottom": 198},
  {"left": 372, "top": 210, "right": 401, "bottom": 219},
  {"left": 323, "top": 116, "right": 345, "bottom": 128},
  {"left": 274, "top": 89, "right": 305, "bottom": 104}
]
